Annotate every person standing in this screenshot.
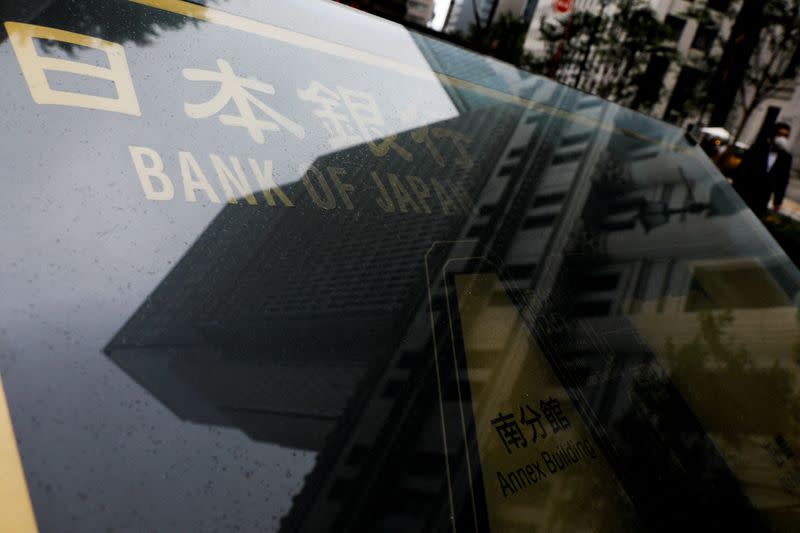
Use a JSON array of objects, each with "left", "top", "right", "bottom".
[{"left": 732, "top": 122, "right": 793, "bottom": 217}]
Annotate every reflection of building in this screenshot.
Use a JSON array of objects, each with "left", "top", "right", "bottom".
[
  {"left": 105, "top": 103, "right": 522, "bottom": 451},
  {"left": 281, "top": 75, "right": 590, "bottom": 532},
  {"left": 551, "top": 110, "right": 800, "bottom": 532},
  {"left": 104, "top": 28, "right": 797, "bottom": 530},
  {"left": 279, "top": 77, "right": 785, "bottom": 530},
  {"left": 106, "top": 63, "right": 591, "bottom": 528}
]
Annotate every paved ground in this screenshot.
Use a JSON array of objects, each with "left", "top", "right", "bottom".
[
  {"left": 721, "top": 172, "right": 800, "bottom": 221},
  {"left": 781, "top": 197, "right": 800, "bottom": 221},
  {"left": 781, "top": 175, "right": 800, "bottom": 221}
]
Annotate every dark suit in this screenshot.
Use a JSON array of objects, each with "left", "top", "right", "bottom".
[{"left": 732, "top": 143, "right": 793, "bottom": 217}]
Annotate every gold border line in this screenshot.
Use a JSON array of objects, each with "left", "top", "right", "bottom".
[
  {"left": 0, "top": 373, "right": 38, "bottom": 532},
  {"left": 441, "top": 256, "right": 487, "bottom": 533},
  {"left": 128, "top": 0, "right": 695, "bottom": 153}
]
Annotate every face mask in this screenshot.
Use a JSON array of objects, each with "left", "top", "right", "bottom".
[{"left": 774, "top": 136, "right": 790, "bottom": 152}]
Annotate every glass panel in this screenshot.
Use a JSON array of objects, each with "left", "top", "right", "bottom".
[{"left": 0, "top": 1, "right": 798, "bottom": 531}]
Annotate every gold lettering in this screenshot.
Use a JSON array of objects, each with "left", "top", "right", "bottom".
[
  {"left": 327, "top": 167, "right": 354, "bottom": 210},
  {"left": 388, "top": 173, "right": 421, "bottom": 213},
  {"left": 371, "top": 171, "right": 395, "bottom": 213},
  {"left": 432, "top": 127, "right": 473, "bottom": 169},
  {"left": 179, "top": 151, "right": 220, "bottom": 203},
  {"left": 5, "top": 22, "right": 140, "bottom": 116},
  {"left": 432, "top": 178, "right": 458, "bottom": 215},
  {"left": 210, "top": 154, "right": 257, "bottom": 205},
  {"left": 128, "top": 146, "right": 174, "bottom": 201},
  {"left": 451, "top": 182, "right": 474, "bottom": 215},
  {"left": 406, "top": 175, "right": 432, "bottom": 214},
  {"left": 248, "top": 159, "right": 294, "bottom": 207},
  {"left": 302, "top": 165, "right": 337, "bottom": 210}
]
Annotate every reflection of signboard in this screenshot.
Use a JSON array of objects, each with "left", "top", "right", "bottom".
[
  {"left": 453, "top": 273, "right": 638, "bottom": 531},
  {"left": 3, "top": 19, "right": 482, "bottom": 217},
  {"left": 553, "top": 0, "right": 572, "bottom": 13}
]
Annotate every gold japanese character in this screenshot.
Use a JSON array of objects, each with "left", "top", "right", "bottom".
[
  {"left": 432, "top": 127, "right": 474, "bottom": 169},
  {"left": 297, "top": 81, "right": 360, "bottom": 148},
  {"left": 5, "top": 22, "right": 140, "bottom": 116},
  {"left": 339, "top": 87, "right": 411, "bottom": 161},
  {"left": 299, "top": 81, "right": 411, "bottom": 160},
  {"left": 410, "top": 126, "right": 445, "bottom": 166},
  {"left": 183, "top": 59, "right": 304, "bottom": 144}
]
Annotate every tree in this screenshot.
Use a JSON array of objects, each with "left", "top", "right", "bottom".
[
  {"left": 447, "top": 9, "right": 533, "bottom": 68},
  {"left": 466, "top": 11, "right": 534, "bottom": 67},
  {"left": 670, "top": 0, "right": 737, "bottom": 124},
  {"left": 2, "top": 0, "right": 203, "bottom": 50},
  {"left": 595, "top": 1, "right": 678, "bottom": 108},
  {"left": 537, "top": 9, "right": 604, "bottom": 80},
  {"left": 469, "top": 0, "right": 490, "bottom": 37},
  {"left": 728, "top": 0, "right": 800, "bottom": 144},
  {"left": 534, "top": 0, "right": 678, "bottom": 111}
]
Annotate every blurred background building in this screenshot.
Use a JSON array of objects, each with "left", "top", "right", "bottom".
[
  {"left": 389, "top": 0, "right": 800, "bottom": 176},
  {"left": 444, "top": 0, "right": 539, "bottom": 34},
  {"left": 336, "top": 0, "right": 799, "bottom": 168}
]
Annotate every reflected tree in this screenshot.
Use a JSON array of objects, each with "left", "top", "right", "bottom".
[
  {"left": 669, "top": 0, "right": 737, "bottom": 125},
  {"left": 664, "top": 309, "right": 799, "bottom": 439},
  {"left": 447, "top": 11, "right": 534, "bottom": 68},
  {"left": 728, "top": 0, "right": 800, "bottom": 144},
  {"left": 535, "top": 0, "right": 677, "bottom": 111},
  {"left": 1, "top": 0, "right": 214, "bottom": 50}
]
